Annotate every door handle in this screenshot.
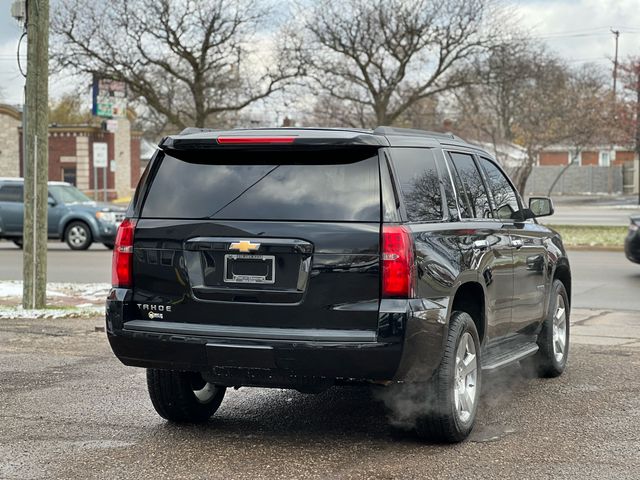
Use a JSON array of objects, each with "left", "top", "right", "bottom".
[
  {"left": 511, "top": 239, "right": 524, "bottom": 249},
  {"left": 472, "top": 239, "right": 489, "bottom": 250}
]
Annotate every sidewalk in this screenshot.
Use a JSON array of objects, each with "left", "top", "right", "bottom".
[{"left": 571, "top": 308, "right": 640, "bottom": 348}]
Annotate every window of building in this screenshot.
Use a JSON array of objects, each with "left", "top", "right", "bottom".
[
  {"left": 62, "top": 167, "right": 77, "bottom": 186},
  {"left": 599, "top": 151, "right": 611, "bottom": 167}
]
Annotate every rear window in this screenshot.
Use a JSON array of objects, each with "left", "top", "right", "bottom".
[{"left": 141, "top": 149, "right": 381, "bottom": 221}]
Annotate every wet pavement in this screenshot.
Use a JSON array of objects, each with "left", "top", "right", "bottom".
[{"left": 1, "top": 310, "right": 639, "bottom": 479}]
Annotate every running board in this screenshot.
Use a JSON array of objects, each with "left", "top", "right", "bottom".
[{"left": 482, "top": 343, "right": 539, "bottom": 372}]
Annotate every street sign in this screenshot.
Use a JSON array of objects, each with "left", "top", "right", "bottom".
[
  {"left": 92, "top": 76, "right": 127, "bottom": 118},
  {"left": 110, "top": 160, "right": 116, "bottom": 173},
  {"left": 93, "top": 142, "right": 108, "bottom": 168},
  {"left": 105, "top": 119, "right": 118, "bottom": 132}
]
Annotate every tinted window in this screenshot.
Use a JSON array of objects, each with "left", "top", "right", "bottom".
[
  {"left": 479, "top": 157, "right": 522, "bottom": 220},
  {"left": 0, "top": 185, "right": 24, "bottom": 202},
  {"left": 390, "top": 148, "right": 442, "bottom": 222},
  {"left": 142, "top": 150, "right": 380, "bottom": 221},
  {"left": 448, "top": 152, "right": 491, "bottom": 219}
]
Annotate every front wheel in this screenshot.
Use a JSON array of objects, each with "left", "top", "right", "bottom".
[
  {"left": 146, "top": 369, "right": 226, "bottom": 423},
  {"left": 526, "top": 279, "right": 570, "bottom": 378},
  {"left": 415, "top": 311, "right": 481, "bottom": 443},
  {"left": 65, "top": 221, "right": 92, "bottom": 250}
]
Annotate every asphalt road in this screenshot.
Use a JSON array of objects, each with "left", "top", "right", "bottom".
[
  {"left": 0, "top": 312, "right": 639, "bottom": 479},
  {"left": 0, "top": 241, "right": 111, "bottom": 284},
  {"left": 537, "top": 205, "right": 639, "bottom": 226},
  {"left": 2, "top": 241, "right": 639, "bottom": 311}
]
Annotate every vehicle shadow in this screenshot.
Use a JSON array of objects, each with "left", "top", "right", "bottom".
[{"left": 151, "top": 366, "right": 532, "bottom": 445}]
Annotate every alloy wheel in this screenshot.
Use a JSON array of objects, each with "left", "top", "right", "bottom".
[
  {"left": 552, "top": 294, "right": 567, "bottom": 363},
  {"left": 454, "top": 332, "right": 478, "bottom": 423}
]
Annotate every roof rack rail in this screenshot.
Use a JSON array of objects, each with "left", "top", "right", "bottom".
[
  {"left": 178, "top": 127, "right": 219, "bottom": 136},
  {"left": 373, "top": 126, "right": 465, "bottom": 142}
]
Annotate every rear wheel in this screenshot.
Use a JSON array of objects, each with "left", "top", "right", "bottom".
[
  {"left": 65, "top": 221, "right": 92, "bottom": 250},
  {"left": 13, "top": 238, "right": 23, "bottom": 249},
  {"left": 103, "top": 243, "right": 114, "bottom": 250},
  {"left": 527, "top": 279, "right": 569, "bottom": 377},
  {"left": 415, "top": 311, "right": 481, "bottom": 443},
  {"left": 146, "top": 369, "right": 226, "bottom": 423}
]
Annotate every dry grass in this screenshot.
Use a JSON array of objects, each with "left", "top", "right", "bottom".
[{"left": 548, "top": 224, "right": 628, "bottom": 248}]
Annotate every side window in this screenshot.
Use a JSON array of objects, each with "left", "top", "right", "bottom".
[
  {"left": 479, "top": 157, "right": 522, "bottom": 221},
  {"left": 447, "top": 152, "right": 492, "bottom": 219},
  {"left": 0, "top": 185, "right": 24, "bottom": 202},
  {"left": 389, "top": 148, "right": 443, "bottom": 222}
]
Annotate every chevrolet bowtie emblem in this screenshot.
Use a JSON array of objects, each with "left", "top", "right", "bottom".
[{"left": 229, "top": 240, "right": 261, "bottom": 253}]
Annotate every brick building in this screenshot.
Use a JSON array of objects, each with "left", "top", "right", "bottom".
[
  {"left": 538, "top": 147, "right": 635, "bottom": 167},
  {"left": 0, "top": 104, "right": 142, "bottom": 200}
]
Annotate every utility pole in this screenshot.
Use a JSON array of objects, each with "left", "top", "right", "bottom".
[
  {"left": 22, "top": 0, "right": 49, "bottom": 309},
  {"left": 611, "top": 29, "right": 620, "bottom": 102}
]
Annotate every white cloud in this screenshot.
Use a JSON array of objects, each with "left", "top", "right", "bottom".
[{"left": 512, "top": 0, "right": 640, "bottom": 65}]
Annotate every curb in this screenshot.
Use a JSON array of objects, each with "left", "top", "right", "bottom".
[{"left": 566, "top": 245, "right": 624, "bottom": 252}]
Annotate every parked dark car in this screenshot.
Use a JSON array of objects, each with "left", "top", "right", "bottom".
[
  {"left": 0, "top": 178, "right": 125, "bottom": 250},
  {"left": 106, "top": 127, "right": 571, "bottom": 442},
  {"left": 625, "top": 215, "right": 640, "bottom": 264}
]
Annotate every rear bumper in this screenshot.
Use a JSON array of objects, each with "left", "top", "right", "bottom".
[{"left": 106, "top": 289, "right": 448, "bottom": 385}]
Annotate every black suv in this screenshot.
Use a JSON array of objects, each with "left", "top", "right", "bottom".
[{"left": 106, "top": 127, "right": 571, "bottom": 442}]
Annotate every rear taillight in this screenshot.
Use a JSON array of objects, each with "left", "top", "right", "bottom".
[
  {"left": 112, "top": 218, "right": 136, "bottom": 288},
  {"left": 216, "top": 136, "right": 296, "bottom": 144},
  {"left": 382, "top": 225, "right": 414, "bottom": 298}
]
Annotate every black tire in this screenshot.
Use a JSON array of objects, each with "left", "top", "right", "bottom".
[
  {"left": 13, "top": 238, "right": 23, "bottom": 249},
  {"left": 103, "top": 243, "right": 114, "bottom": 250},
  {"left": 64, "top": 221, "right": 92, "bottom": 250},
  {"left": 146, "top": 369, "right": 226, "bottom": 423},
  {"left": 415, "top": 311, "right": 481, "bottom": 443},
  {"left": 528, "top": 279, "right": 570, "bottom": 378}
]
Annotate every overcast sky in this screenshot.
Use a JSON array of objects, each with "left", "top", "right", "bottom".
[{"left": 0, "top": 0, "right": 639, "bottom": 107}]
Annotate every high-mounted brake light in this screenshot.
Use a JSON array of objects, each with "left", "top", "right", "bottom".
[
  {"left": 216, "top": 136, "right": 296, "bottom": 144},
  {"left": 112, "top": 218, "right": 136, "bottom": 288},
  {"left": 382, "top": 225, "right": 414, "bottom": 298}
]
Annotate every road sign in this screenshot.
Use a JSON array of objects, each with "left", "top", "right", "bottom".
[
  {"left": 92, "top": 76, "right": 127, "bottom": 118},
  {"left": 93, "top": 142, "right": 108, "bottom": 168}
]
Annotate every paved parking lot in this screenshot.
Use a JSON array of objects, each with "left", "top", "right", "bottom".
[{"left": 0, "top": 309, "right": 639, "bottom": 479}]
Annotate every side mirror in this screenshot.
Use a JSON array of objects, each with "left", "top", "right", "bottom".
[
  {"left": 47, "top": 197, "right": 56, "bottom": 206},
  {"left": 528, "top": 197, "right": 554, "bottom": 218}
]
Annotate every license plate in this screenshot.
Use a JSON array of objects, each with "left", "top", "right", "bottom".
[{"left": 223, "top": 254, "right": 275, "bottom": 284}]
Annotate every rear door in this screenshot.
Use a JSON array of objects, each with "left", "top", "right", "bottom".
[{"left": 131, "top": 146, "right": 382, "bottom": 333}]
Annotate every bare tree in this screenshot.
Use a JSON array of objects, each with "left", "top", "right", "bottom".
[
  {"left": 295, "top": 0, "right": 508, "bottom": 128},
  {"left": 51, "top": 0, "right": 302, "bottom": 131},
  {"left": 510, "top": 64, "right": 611, "bottom": 193},
  {"left": 453, "top": 44, "right": 612, "bottom": 193}
]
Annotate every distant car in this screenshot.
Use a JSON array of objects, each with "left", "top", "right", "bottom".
[
  {"left": 0, "top": 178, "right": 125, "bottom": 250},
  {"left": 625, "top": 215, "right": 640, "bottom": 264}
]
